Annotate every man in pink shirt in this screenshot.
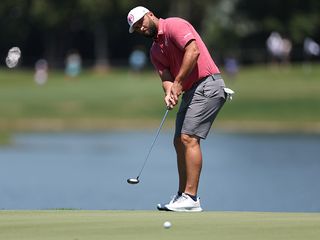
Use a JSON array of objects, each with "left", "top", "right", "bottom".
[{"left": 128, "top": 6, "right": 228, "bottom": 212}]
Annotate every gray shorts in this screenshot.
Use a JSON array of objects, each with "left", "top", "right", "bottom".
[{"left": 175, "top": 75, "right": 226, "bottom": 139}]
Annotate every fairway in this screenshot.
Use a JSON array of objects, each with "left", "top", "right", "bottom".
[{"left": 0, "top": 211, "right": 319, "bottom": 240}]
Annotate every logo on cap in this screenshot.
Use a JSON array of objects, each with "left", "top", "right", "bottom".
[{"left": 128, "top": 14, "right": 134, "bottom": 24}]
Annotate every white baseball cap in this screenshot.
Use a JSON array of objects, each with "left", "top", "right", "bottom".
[{"left": 127, "top": 6, "right": 150, "bottom": 33}]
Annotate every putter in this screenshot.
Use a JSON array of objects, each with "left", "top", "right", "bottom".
[{"left": 127, "top": 108, "right": 169, "bottom": 184}]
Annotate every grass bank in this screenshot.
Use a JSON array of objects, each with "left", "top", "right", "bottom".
[
  {"left": 0, "top": 64, "right": 319, "bottom": 132},
  {"left": 0, "top": 210, "right": 319, "bottom": 240}
]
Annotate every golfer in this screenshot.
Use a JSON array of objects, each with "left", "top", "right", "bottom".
[{"left": 127, "top": 6, "right": 228, "bottom": 212}]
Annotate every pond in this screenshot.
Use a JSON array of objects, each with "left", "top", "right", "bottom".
[{"left": 0, "top": 131, "right": 319, "bottom": 212}]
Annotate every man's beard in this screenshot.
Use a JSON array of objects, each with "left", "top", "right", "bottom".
[{"left": 143, "top": 21, "right": 157, "bottom": 38}]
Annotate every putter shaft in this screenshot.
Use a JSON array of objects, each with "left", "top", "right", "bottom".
[{"left": 136, "top": 108, "right": 169, "bottom": 179}]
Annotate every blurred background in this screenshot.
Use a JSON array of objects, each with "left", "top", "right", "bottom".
[
  {"left": 0, "top": 0, "right": 320, "bottom": 211},
  {"left": 0, "top": 0, "right": 319, "bottom": 68}
]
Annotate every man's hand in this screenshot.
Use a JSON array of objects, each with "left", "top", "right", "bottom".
[
  {"left": 170, "top": 81, "right": 183, "bottom": 107},
  {"left": 164, "top": 94, "right": 174, "bottom": 109}
]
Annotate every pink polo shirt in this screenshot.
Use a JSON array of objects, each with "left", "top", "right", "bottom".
[{"left": 150, "top": 17, "right": 220, "bottom": 91}]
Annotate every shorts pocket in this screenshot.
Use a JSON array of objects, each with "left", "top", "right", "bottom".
[{"left": 202, "top": 81, "right": 223, "bottom": 98}]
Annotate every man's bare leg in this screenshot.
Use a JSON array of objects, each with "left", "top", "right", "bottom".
[
  {"left": 174, "top": 134, "right": 202, "bottom": 196},
  {"left": 174, "top": 136, "right": 186, "bottom": 194}
]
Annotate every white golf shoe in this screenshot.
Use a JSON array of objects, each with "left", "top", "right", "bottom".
[
  {"left": 157, "top": 194, "right": 181, "bottom": 211},
  {"left": 165, "top": 193, "right": 203, "bottom": 212}
]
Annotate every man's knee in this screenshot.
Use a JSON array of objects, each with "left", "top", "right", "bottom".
[{"left": 179, "top": 134, "right": 200, "bottom": 147}]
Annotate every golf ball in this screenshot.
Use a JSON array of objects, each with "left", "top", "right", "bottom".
[{"left": 163, "top": 221, "right": 171, "bottom": 229}]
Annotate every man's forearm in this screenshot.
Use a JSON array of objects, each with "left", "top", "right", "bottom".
[
  {"left": 162, "top": 80, "right": 173, "bottom": 95},
  {"left": 175, "top": 40, "right": 200, "bottom": 84}
]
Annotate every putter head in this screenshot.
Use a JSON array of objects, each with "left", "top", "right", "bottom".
[{"left": 127, "top": 178, "right": 140, "bottom": 184}]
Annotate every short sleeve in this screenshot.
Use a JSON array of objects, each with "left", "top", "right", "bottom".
[{"left": 167, "top": 19, "right": 196, "bottom": 50}]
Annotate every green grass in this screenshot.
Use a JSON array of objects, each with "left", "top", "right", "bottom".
[
  {"left": 223, "top": 64, "right": 320, "bottom": 122},
  {"left": 0, "top": 64, "right": 319, "bottom": 132},
  {"left": 0, "top": 68, "right": 164, "bottom": 119},
  {"left": 0, "top": 211, "right": 319, "bottom": 240},
  {"left": 0, "top": 131, "right": 11, "bottom": 144}
]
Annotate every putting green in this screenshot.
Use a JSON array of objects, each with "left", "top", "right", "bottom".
[{"left": 0, "top": 211, "right": 319, "bottom": 240}]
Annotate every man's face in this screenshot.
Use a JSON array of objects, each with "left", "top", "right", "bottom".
[{"left": 132, "top": 14, "right": 157, "bottom": 38}]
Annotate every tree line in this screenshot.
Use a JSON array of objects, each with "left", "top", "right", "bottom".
[{"left": 0, "top": 0, "right": 319, "bottom": 69}]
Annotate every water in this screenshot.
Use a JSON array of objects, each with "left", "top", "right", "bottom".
[{"left": 0, "top": 131, "right": 319, "bottom": 212}]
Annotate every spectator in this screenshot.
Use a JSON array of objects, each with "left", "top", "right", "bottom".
[
  {"left": 129, "top": 46, "right": 147, "bottom": 72},
  {"left": 65, "top": 50, "right": 82, "bottom": 78},
  {"left": 34, "top": 59, "right": 48, "bottom": 85}
]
